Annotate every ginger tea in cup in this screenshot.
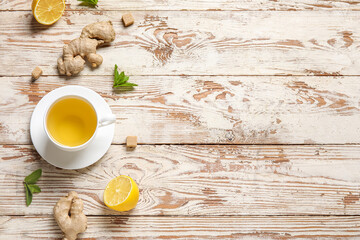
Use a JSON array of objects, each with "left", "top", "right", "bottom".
[{"left": 45, "top": 96, "right": 97, "bottom": 148}]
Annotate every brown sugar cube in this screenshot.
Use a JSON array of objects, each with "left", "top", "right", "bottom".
[
  {"left": 126, "top": 136, "right": 137, "bottom": 148},
  {"left": 31, "top": 66, "right": 43, "bottom": 81},
  {"left": 122, "top": 13, "right": 134, "bottom": 27}
]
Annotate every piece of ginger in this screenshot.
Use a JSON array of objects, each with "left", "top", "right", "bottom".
[
  {"left": 54, "top": 191, "right": 87, "bottom": 240},
  {"left": 57, "top": 21, "right": 116, "bottom": 76},
  {"left": 31, "top": 66, "right": 42, "bottom": 81}
]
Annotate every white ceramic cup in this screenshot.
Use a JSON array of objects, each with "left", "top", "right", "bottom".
[{"left": 43, "top": 94, "right": 116, "bottom": 152}]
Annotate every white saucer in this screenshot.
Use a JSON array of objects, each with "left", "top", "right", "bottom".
[{"left": 30, "top": 85, "right": 115, "bottom": 169}]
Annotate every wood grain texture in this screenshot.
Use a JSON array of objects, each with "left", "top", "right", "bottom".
[
  {"left": 1, "top": 1, "right": 360, "bottom": 239},
  {"left": 2, "top": 0, "right": 360, "bottom": 11},
  {"left": 1, "top": 144, "right": 360, "bottom": 216},
  {"left": 1, "top": 215, "right": 360, "bottom": 239},
  {"left": 1, "top": 11, "right": 360, "bottom": 76},
  {"left": 1, "top": 76, "right": 359, "bottom": 144}
]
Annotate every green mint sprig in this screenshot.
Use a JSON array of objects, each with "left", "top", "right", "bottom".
[
  {"left": 24, "top": 169, "right": 42, "bottom": 206},
  {"left": 77, "top": 0, "right": 98, "bottom": 8},
  {"left": 113, "top": 64, "right": 138, "bottom": 88}
]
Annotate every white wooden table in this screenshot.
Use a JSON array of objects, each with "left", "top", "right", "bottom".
[{"left": 1, "top": 0, "right": 360, "bottom": 239}]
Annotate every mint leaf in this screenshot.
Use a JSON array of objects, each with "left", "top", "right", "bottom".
[
  {"left": 28, "top": 184, "right": 41, "bottom": 193},
  {"left": 113, "top": 65, "right": 137, "bottom": 88},
  {"left": 119, "top": 82, "right": 138, "bottom": 87},
  {"left": 24, "top": 183, "right": 33, "bottom": 207},
  {"left": 114, "top": 64, "right": 120, "bottom": 86},
  {"left": 24, "top": 169, "right": 42, "bottom": 206},
  {"left": 24, "top": 169, "right": 42, "bottom": 184},
  {"left": 77, "top": 0, "right": 98, "bottom": 7}
]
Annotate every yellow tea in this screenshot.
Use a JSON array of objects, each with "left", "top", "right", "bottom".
[{"left": 46, "top": 97, "right": 97, "bottom": 147}]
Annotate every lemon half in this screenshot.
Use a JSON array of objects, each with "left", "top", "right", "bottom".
[
  {"left": 32, "top": 0, "right": 65, "bottom": 25},
  {"left": 104, "top": 175, "right": 139, "bottom": 212}
]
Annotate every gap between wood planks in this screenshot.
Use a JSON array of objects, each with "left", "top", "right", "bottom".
[
  {"left": 2, "top": 143, "right": 360, "bottom": 146},
  {"left": 3, "top": 214, "right": 360, "bottom": 217},
  {"left": 1, "top": 74, "right": 359, "bottom": 77},
  {"left": 2, "top": 9, "right": 360, "bottom": 12},
  {"left": 2, "top": 0, "right": 360, "bottom": 11}
]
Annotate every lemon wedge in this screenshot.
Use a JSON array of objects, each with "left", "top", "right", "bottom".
[
  {"left": 104, "top": 175, "right": 139, "bottom": 212},
  {"left": 32, "top": 0, "right": 65, "bottom": 25}
]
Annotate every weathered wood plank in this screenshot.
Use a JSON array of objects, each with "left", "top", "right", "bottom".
[
  {"left": 1, "top": 76, "right": 360, "bottom": 144},
  {"left": 1, "top": 11, "right": 360, "bottom": 76},
  {"left": 1, "top": 145, "right": 360, "bottom": 216},
  {"left": 2, "top": 0, "right": 360, "bottom": 11},
  {"left": 1, "top": 215, "right": 359, "bottom": 239}
]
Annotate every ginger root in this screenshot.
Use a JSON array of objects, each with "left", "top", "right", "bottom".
[
  {"left": 54, "top": 191, "right": 87, "bottom": 240},
  {"left": 58, "top": 21, "right": 115, "bottom": 76}
]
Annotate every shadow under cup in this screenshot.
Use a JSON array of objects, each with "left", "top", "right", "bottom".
[{"left": 44, "top": 95, "right": 98, "bottom": 151}]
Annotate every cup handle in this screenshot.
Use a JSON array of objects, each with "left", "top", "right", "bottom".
[{"left": 99, "top": 114, "right": 116, "bottom": 127}]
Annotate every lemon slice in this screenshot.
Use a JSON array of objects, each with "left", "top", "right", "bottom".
[
  {"left": 32, "top": 0, "right": 65, "bottom": 25},
  {"left": 104, "top": 175, "right": 139, "bottom": 212}
]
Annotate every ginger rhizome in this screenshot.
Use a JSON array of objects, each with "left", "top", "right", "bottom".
[
  {"left": 54, "top": 191, "right": 87, "bottom": 240},
  {"left": 58, "top": 21, "right": 115, "bottom": 76}
]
